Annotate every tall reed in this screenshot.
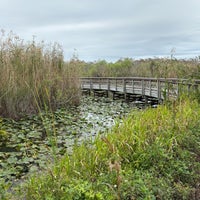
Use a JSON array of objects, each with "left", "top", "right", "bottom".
[{"left": 0, "top": 30, "right": 80, "bottom": 119}]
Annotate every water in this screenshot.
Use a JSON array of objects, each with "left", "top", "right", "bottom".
[{"left": 0, "top": 96, "right": 135, "bottom": 185}]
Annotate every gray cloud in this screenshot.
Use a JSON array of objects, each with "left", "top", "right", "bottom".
[{"left": 0, "top": 0, "right": 200, "bottom": 61}]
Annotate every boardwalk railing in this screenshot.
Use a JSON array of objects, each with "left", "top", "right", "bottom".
[{"left": 81, "top": 77, "right": 200, "bottom": 100}]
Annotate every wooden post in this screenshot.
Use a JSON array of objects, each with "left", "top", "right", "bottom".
[
  {"left": 142, "top": 80, "right": 145, "bottom": 95},
  {"left": 108, "top": 78, "right": 110, "bottom": 92},
  {"left": 149, "top": 80, "right": 152, "bottom": 96},
  {"left": 81, "top": 79, "right": 84, "bottom": 89},
  {"left": 132, "top": 80, "right": 134, "bottom": 93},
  {"left": 157, "top": 79, "right": 161, "bottom": 99},
  {"left": 123, "top": 79, "right": 126, "bottom": 93},
  {"left": 90, "top": 78, "right": 92, "bottom": 90},
  {"left": 107, "top": 79, "right": 110, "bottom": 98},
  {"left": 123, "top": 79, "right": 127, "bottom": 100},
  {"left": 99, "top": 78, "right": 101, "bottom": 89}
]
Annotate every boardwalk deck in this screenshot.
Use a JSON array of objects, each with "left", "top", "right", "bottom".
[{"left": 81, "top": 77, "right": 200, "bottom": 101}]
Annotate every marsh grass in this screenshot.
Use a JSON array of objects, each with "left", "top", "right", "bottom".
[
  {"left": 0, "top": 30, "right": 80, "bottom": 119},
  {"left": 10, "top": 97, "right": 200, "bottom": 200}
]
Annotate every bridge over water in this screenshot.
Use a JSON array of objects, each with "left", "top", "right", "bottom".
[{"left": 81, "top": 77, "right": 200, "bottom": 104}]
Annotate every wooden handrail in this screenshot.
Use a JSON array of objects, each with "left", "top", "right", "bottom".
[
  {"left": 80, "top": 77, "right": 200, "bottom": 100},
  {"left": 81, "top": 77, "right": 200, "bottom": 83}
]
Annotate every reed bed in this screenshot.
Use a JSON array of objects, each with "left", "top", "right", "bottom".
[{"left": 0, "top": 31, "right": 80, "bottom": 119}]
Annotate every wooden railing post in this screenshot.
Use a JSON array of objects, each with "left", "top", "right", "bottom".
[
  {"left": 90, "top": 78, "right": 92, "bottom": 90},
  {"left": 81, "top": 79, "right": 84, "bottom": 88},
  {"left": 108, "top": 78, "right": 110, "bottom": 92},
  {"left": 142, "top": 80, "right": 145, "bottom": 95},
  {"left": 123, "top": 79, "right": 126, "bottom": 100},
  {"left": 149, "top": 80, "right": 152, "bottom": 96},
  {"left": 99, "top": 78, "right": 101, "bottom": 89},
  {"left": 123, "top": 79, "right": 126, "bottom": 93},
  {"left": 157, "top": 79, "right": 161, "bottom": 99}
]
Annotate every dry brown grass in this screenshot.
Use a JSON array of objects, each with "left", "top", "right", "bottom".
[{"left": 0, "top": 30, "right": 80, "bottom": 119}]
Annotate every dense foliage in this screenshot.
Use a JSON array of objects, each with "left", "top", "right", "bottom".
[
  {"left": 6, "top": 97, "right": 200, "bottom": 200},
  {"left": 81, "top": 57, "right": 200, "bottom": 78},
  {"left": 0, "top": 31, "right": 80, "bottom": 119}
]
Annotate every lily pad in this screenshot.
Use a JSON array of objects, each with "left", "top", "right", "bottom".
[{"left": 1, "top": 96, "right": 135, "bottom": 186}]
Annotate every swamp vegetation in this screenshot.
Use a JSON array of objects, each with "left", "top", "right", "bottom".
[
  {"left": 0, "top": 96, "right": 200, "bottom": 199},
  {"left": 0, "top": 31, "right": 200, "bottom": 199},
  {"left": 0, "top": 31, "right": 80, "bottom": 119},
  {"left": 0, "top": 96, "right": 132, "bottom": 187},
  {"left": 80, "top": 57, "right": 200, "bottom": 79}
]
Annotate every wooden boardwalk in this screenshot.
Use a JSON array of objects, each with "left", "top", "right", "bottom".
[{"left": 81, "top": 77, "right": 200, "bottom": 102}]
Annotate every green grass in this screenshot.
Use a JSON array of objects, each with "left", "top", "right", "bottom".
[{"left": 6, "top": 97, "right": 199, "bottom": 200}]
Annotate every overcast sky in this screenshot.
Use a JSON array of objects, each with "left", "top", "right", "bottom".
[{"left": 0, "top": 0, "right": 200, "bottom": 61}]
